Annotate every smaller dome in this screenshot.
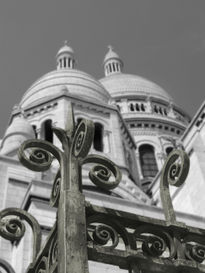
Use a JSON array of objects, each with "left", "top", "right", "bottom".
[
  {"left": 56, "top": 41, "right": 74, "bottom": 57},
  {"left": 0, "top": 116, "right": 35, "bottom": 155}
]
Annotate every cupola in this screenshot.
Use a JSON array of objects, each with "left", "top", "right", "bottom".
[
  {"left": 103, "top": 46, "right": 123, "bottom": 76},
  {"left": 56, "top": 41, "right": 75, "bottom": 70}
]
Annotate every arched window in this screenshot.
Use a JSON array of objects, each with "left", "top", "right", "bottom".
[
  {"left": 42, "top": 119, "right": 53, "bottom": 143},
  {"left": 94, "top": 123, "right": 103, "bottom": 152},
  {"left": 159, "top": 107, "right": 163, "bottom": 115},
  {"left": 59, "top": 59, "right": 62, "bottom": 68},
  {"left": 166, "top": 146, "right": 173, "bottom": 155},
  {"left": 139, "top": 144, "right": 158, "bottom": 178},
  {"left": 141, "top": 104, "right": 145, "bottom": 111},
  {"left": 130, "top": 103, "right": 134, "bottom": 111},
  {"left": 154, "top": 105, "right": 158, "bottom": 113},
  {"left": 135, "top": 103, "right": 140, "bottom": 111}
]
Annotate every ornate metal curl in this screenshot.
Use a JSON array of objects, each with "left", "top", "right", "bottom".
[
  {"left": 92, "top": 224, "right": 119, "bottom": 248},
  {"left": 160, "top": 149, "right": 190, "bottom": 223},
  {"left": 18, "top": 139, "right": 63, "bottom": 172},
  {"left": 72, "top": 119, "right": 94, "bottom": 158},
  {"left": 71, "top": 118, "right": 121, "bottom": 191},
  {"left": 81, "top": 155, "right": 121, "bottom": 190},
  {"left": 183, "top": 234, "right": 205, "bottom": 263},
  {"left": 87, "top": 214, "right": 130, "bottom": 250},
  {"left": 0, "top": 208, "right": 42, "bottom": 261},
  {"left": 133, "top": 225, "right": 176, "bottom": 258}
]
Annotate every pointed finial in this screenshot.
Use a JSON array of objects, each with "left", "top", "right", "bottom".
[
  {"left": 108, "top": 45, "right": 114, "bottom": 51},
  {"left": 64, "top": 40, "right": 68, "bottom": 46}
]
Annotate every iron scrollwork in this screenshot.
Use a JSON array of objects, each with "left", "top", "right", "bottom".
[
  {"left": 72, "top": 119, "right": 94, "bottom": 158},
  {"left": 0, "top": 208, "right": 42, "bottom": 261},
  {"left": 2, "top": 106, "right": 203, "bottom": 273},
  {"left": 87, "top": 214, "right": 130, "bottom": 251},
  {"left": 133, "top": 225, "right": 176, "bottom": 259},
  {"left": 183, "top": 234, "right": 205, "bottom": 263},
  {"left": 81, "top": 154, "right": 121, "bottom": 191},
  {"left": 160, "top": 149, "right": 190, "bottom": 223}
]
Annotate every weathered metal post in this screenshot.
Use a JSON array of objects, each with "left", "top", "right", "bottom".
[{"left": 56, "top": 106, "right": 92, "bottom": 273}]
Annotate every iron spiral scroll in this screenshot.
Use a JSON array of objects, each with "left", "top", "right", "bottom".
[
  {"left": 0, "top": 208, "right": 41, "bottom": 261},
  {"left": 160, "top": 149, "right": 190, "bottom": 223}
]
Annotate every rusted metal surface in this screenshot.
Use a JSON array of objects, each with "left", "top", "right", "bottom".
[{"left": 0, "top": 105, "right": 204, "bottom": 273}]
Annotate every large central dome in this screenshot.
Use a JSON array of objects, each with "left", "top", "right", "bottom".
[
  {"left": 20, "top": 43, "right": 110, "bottom": 108},
  {"left": 20, "top": 69, "right": 110, "bottom": 108}
]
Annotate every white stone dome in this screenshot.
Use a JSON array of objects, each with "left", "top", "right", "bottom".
[
  {"left": 0, "top": 116, "right": 35, "bottom": 155},
  {"left": 100, "top": 73, "right": 172, "bottom": 102},
  {"left": 20, "top": 69, "right": 110, "bottom": 108}
]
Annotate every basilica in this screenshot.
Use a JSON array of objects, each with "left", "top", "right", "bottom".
[{"left": 0, "top": 43, "right": 205, "bottom": 272}]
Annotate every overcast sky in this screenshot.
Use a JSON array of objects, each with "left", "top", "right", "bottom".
[{"left": 0, "top": 0, "right": 205, "bottom": 137}]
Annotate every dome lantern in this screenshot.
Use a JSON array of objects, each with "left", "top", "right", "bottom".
[
  {"left": 103, "top": 45, "right": 123, "bottom": 76},
  {"left": 56, "top": 41, "right": 75, "bottom": 70}
]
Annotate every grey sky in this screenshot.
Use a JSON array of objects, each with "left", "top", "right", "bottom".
[{"left": 0, "top": 0, "right": 205, "bottom": 136}]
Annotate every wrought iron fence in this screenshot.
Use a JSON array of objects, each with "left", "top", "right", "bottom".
[{"left": 0, "top": 107, "right": 205, "bottom": 273}]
